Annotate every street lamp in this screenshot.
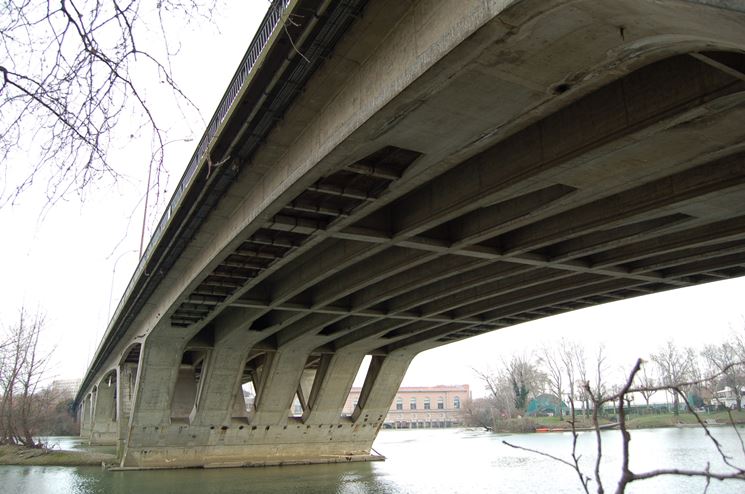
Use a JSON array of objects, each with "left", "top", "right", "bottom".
[
  {"left": 139, "top": 137, "right": 194, "bottom": 257},
  {"left": 107, "top": 249, "right": 138, "bottom": 321}
]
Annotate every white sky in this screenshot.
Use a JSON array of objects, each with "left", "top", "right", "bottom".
[{"left": 1, "top": 3, "right": 743, "bottom": 398}]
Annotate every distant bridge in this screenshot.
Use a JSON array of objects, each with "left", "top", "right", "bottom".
[{"left": 76, "top": 0, "right": 745, "bottom": 468}]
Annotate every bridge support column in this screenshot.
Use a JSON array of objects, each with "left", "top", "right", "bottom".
[
  {"left": 189, "top": 330, "right": 256, "bottom": 426},
  {"left": 116, "top": 362, "right": 138, "bottom": 456},
  {"left": 89, "top": 373, "right": 118, "bottom": 445},
  {"left": 120, "top": 329, "right": 190, "bottom": 467},
  {"left": 303, "top": 351, "right": 366, "bottom": 425},
  {"left": 250, "top": 348, "right": 308, "bottom": 425},
  {"left": 79, "top": 393, "right": 93, "bottom": 440},
  {"left": 352, "top": 351, "right": 416, "bottom": 428}
]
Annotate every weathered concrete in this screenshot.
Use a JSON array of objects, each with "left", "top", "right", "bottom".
[
  {"left": 77, "top": 0, "right": 745, "bottom": 468},
  {"left": 89, "top": 372, "right": 118, "bottom": 445}
]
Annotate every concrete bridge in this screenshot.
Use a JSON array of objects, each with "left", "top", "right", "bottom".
[{"left": 75, "top": 0, "right": 745, "bottom": 468}]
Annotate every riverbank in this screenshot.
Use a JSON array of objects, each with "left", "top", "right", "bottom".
[
  {"left": 0, "top": 444, "right": 115, "bottom": 466},
  {"left": 491, "top": 410, "right": 745, "bottom": 433}
]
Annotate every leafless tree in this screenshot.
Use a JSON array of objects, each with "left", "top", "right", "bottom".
[
  {"left": 651, "top": 340, "right": 695, "bottom": 415},
  {"left": 571, "top": 343, "right": 591, "bottom": 417},
  {"left": 703, "top": 339, "right": 745, "bottom": 410},
  {"left": 0, "top": 307, "right": 53, "bottom": 446},
  {"left": 0, "top": 0, "right": 220, "bottom": 207},
  {"left": 462, "top": 396, "right": 495, "bottom": 430},
  {"left": 539, "top": 343, "right": 565, "bottom": 419},
  {"left": 636, "top": 361, "right": 657, "bottom": 412},
  {"left": 473, "top": 366, "right": 517, "bottom": 420},
  {"left": 591, "top": 345, "right": 610, "bottom": 406}
]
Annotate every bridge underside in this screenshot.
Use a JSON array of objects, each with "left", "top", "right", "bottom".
[{"left": 79, "top": 0, "right": 745, "bottom": 468}]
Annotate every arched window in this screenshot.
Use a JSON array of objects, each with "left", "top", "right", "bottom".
[
  {"left": 410, "top": 397, "right": 417, "bottom": 410},
  {"left": 437, "top": 396, "right": 444, "bottom": 409},
  {"left": 395, "top": 397, "right": 403, "bottom": 410},
  {"left": 424, "top": 397, "right": 431, "bottom": 410},
  {"left": 453, "top": 396, "right": 461, "bottom": 409}
]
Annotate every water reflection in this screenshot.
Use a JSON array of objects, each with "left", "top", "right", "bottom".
[{"left": 3, "top": 427, "right": 745, "bottom": 493}]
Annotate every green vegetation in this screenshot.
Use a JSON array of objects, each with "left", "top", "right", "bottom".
[
  {"left": 625, "top": 410, "right": 745, "bottom": 429},
  {"left": 489, "top": 411, "right": 745, "bottom": 433}
]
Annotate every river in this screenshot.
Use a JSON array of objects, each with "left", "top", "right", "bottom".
[{"left": 2, "top": 427, "right": 744, "bottom": 493}]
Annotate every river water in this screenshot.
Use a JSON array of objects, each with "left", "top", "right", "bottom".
[{"left": 2, "top": 427, "right": 744, "bottom": 493}]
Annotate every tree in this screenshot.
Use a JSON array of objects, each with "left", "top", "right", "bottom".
[
  {"left": 651, "top": 341, "right": 697, "bottom": 415},
  {"left": 473, "top": 367, "right": 516, "bottom": 420},
  {"left": 539, "top": 344, "right": 565, "bottom": 419},
  {"left": 474, "top": 354, "right": 545, "bottom": 419},
  {"left": 591, "top": 345, "right": 610, "bottom": 405},
  {"left": 505, "top": 355, "right": 545, "bottom": 414},
  {"left": 702, "top": 339, "right": 745, "bottom": 410},
  {"left": 636, "top": 361, "right": 657, "bottom": 413},
  {"left": 462, "top": 396, "right": 495, "bottom": 430},
  {"left": 570, "top": 343, "right": 591, "bottom": 417},
  {"left": 0, "top": 307, "right": 53, "bottom": 446},
  {"left": 1, "top": 0, "right": 219, "bottom": 207}
]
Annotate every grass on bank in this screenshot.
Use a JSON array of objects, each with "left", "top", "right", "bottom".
[
  {"left": 0, "top": 444, "right": 116, "bottom": 466},
  {"left": 491, "top": 410, "right": 745, "bottom": 433}
]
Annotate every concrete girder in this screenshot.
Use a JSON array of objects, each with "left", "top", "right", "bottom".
[
  {"left": 333, "top": 319, "right": 424, "bottom": 351},
  {"left": 349, "top": 256, "right": 491, "bottom": 310},
  {"left": 229, "top": 301, "right": 485, "bottom": 327},
  {"left": 384, "top": 277, "right": 647, "bottom": 352},
  {"left": 447, "top": 273, "right": 611, "bottom": 322},
  {"left": 545, "top": 214, "right": 693, "bottom": 262},
  {"left": 320, "top": 265, "right": 538, "bottom": 350},
  {"left": 308, "top": 247, "right": 437, "bottom": 308},
  {"left": 499, "top": 152, "right": 745, "bottom": 255},
  {"left": 661, "top": 251, "right": 745, "bottom": 279},
  {"left": 590, "top": 214, "right": 745, "bottom": 268},
  {"left": 627, "top": 238, "right": 745, "bottom": 274},
  {"left": 417, "top": 268, "right": 577, "bottom": 319}
]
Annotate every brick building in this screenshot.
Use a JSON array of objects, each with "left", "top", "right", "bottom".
[{"left": 342, "top": 384, "right": 470, "bottom": 428}]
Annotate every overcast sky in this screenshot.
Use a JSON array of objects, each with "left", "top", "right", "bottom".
[{"left": 1, "top": 3, "right": 743, "bottom": 399}]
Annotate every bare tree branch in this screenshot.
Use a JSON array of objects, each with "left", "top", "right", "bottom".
[{"left": 0, "top": 0, "right": 219, "bottom": 208}]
